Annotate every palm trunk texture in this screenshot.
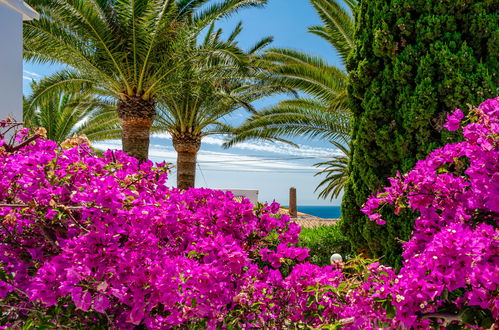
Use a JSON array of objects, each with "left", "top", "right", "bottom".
[
  {"left": 173, "top": 134, "right": 201, "bottom": 190},
  {"left": 118, "top": 97, "right": 155, "bottom": 162}
]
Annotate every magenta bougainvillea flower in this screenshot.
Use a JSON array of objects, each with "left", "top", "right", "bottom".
[{"left": 443, "top": 108, "right": 464, "bottom": 131}]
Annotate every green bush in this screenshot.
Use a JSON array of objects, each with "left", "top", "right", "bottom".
[
  {"left": 300, "top": 224, "right": 352, "bottom": 266},
  {"left": 342, "top": 0, "right": 498, "bottom": 267}
]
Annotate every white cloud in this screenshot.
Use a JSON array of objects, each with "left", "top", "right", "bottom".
[
  {"left": 93, "top": 140, "right": 320, "bottom": 173},
  {"left": 23, "top": 70, "right": 41, "bottom": 84},
  {"left": 202, "top": 136, "right": 340, "bottom": 158},
  {"left": 23, "top": 70, "right": 41, "bottom": 78},
  {"left": 151, "top": 132, "right": 171, "bottom": 139},
  {"left": 151, "top": 134, "right": 341, "bottom": 158}
]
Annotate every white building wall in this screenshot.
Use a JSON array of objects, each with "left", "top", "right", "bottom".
[
  {"left": 221, "top": 189, "right": 259, "bottom": 205},
  {"left": 0, "top": 3, "right": 23, "bottom": 121},
  {"left": 0, "top": 0, "right": 38, "bottom": 122}
]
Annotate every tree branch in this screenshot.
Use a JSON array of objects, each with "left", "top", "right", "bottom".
[
  {"left": 422, "top": 312, "right": 462, "bottom": 326},
  {"left": 3, "top": 134, "right": 41, "bottom": 153},
  {"left": 0, "top": 204, "right": 83, "bottom": 209}
]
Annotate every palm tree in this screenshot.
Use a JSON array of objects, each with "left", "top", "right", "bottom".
[
  {"left": 155, "top": 23, "right": 281, "bottom": 189},
  {"left": 23, "top": 81, "right": 115, "bottom": 144},
  {"left": 23, "top": 0, "right": 267, "bottom": 161},
  {"left": 77, "top": 23, "right": 282, "bottom": 189},
  {"left": 225, "top": 0, "right": 355, "bottom": 199}
]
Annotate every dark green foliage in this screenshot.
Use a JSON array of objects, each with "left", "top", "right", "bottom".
[
  {"left": 342, "top": 0, "right": 498, "bottom": 267},
  {"left": 300, "top": 224, "right": 352, "bottom": 266}
]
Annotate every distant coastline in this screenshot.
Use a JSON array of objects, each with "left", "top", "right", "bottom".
[{"left": 282, "top": 205, "right": 341, "bottom": 219}]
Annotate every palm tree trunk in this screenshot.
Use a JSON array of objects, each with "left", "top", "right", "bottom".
[
  {"left": 172, "top": 134, "right": 201, "bottom": 190},
  {"left": 117, "top": 97, "right": 155, "bottom": 162}
]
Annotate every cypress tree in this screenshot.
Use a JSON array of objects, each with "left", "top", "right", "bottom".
[{"left": 342, "top": 0, "right": 498, "bottom": 267}]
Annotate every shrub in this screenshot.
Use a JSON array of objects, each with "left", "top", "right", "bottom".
[
  {"left": 0, "top": 122, "right": 309, "bottom": 328},
  {"left": 359, "top": 97, "right": 499, "bottom": 328},
  {"left": 238, "top": 97, "right": 499, "bottom": 328},
  {"left": 299, "top": 224, "right": 352, "bottom": 265},
  {"left": 342, "top": 0, "right": 498, "bottom": 266}
]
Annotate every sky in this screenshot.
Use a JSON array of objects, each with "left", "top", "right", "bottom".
[{"left": 22, "top": 0, "right": 345, "bottom": 206}]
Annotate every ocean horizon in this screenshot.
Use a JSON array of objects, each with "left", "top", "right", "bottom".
[{"left": 283, "top": 205, "right": 341, "bottom": 219}]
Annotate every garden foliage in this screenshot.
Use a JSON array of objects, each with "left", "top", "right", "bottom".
[
  {"left": 299, "top": 225, "right": 352, "bottom": 265},
  {"left": 342, "top": 0, "right": 498, "bottom": 266},
  {"left": 0, "top": 122, "right": 309, "bottom": 328},
  {"left": 359, "top": 97, "right": 499, "bottom": 328},
  {"left": 0, "top": 97, "right": 498, "bottom": 329}
]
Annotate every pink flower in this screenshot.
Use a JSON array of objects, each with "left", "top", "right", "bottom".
[
  {"left": 93, "top": 295, "right": 110, "bottom": 313},
  {"left": 443, "top": 109, "right": 464, "bottom": 131}
]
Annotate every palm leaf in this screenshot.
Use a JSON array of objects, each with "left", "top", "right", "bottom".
[
  {"left": 226, "top": 0, "right": 356, "bottom": 198},
  {"left": 224, "top": 98, "right": 351, "bottom": 148},
  {"left": 24, "top": 80, "right": 116, "bottom": 144},
  {"left": 193, "top": 0, "right": 267, "bottom": 29},
  {"left": 314, "top": 139, "right": 350, "bottom": 200},
  {"left": 309, "top": 0, "right": 355, "bottom": 62}
]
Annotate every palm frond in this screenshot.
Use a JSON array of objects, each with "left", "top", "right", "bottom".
[
  {"left": 314, "top": 139, "right": 350, "bottom": 200},
  {"left": 24, "top": 80, "right": 116, "bottom": 144},
  {"left": 308, "top": 25, "right": 351, "bottom": 63},
  {"left": 247, "top": 36, "right": 274, "bottom": 54},
  {"left": 309, "top": 0, "right": 354, "bottom": 62},
  {"left": 25, "top": 70, "right": 100, "bottom": 110},
  {"left": 224, "top": 98, "right": 351, "bottom": 148},
  {"left": 176, "top": 0, "right": 211, "bottom": 16},
  {"left": 261, "top": 48, "right": 348, "bottom": 104},
  {"left": 227, "top": 21, "right": 243, "bottom": 43},
  {"left": 193, "top": 0, "right": 267, "bottom": 29}
]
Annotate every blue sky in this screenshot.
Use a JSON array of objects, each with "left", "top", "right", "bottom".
[{"left": 22, "top": 0, "right": 345, "bottom": 206}]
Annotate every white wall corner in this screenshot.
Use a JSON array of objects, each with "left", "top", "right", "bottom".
[
  {"left": 0, "top": 2, "right": 24, "bottom": 121},
  {"left": 0, "top": 0, "right": 39, "bottom": 20}
]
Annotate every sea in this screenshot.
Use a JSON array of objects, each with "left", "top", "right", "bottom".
[{"left": 296, "top": 206, "right": 341, "bottom": 219}]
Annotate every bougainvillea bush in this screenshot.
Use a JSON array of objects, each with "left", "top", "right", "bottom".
[
  {"left": 360, "top": 97, "right": 499, "bottom": 328},
  {"left": 1, "top": 96, "right": 498, "bottom": 329},
  {"left": 0, "top": 121, "right": 312, "bottom": 328}
]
